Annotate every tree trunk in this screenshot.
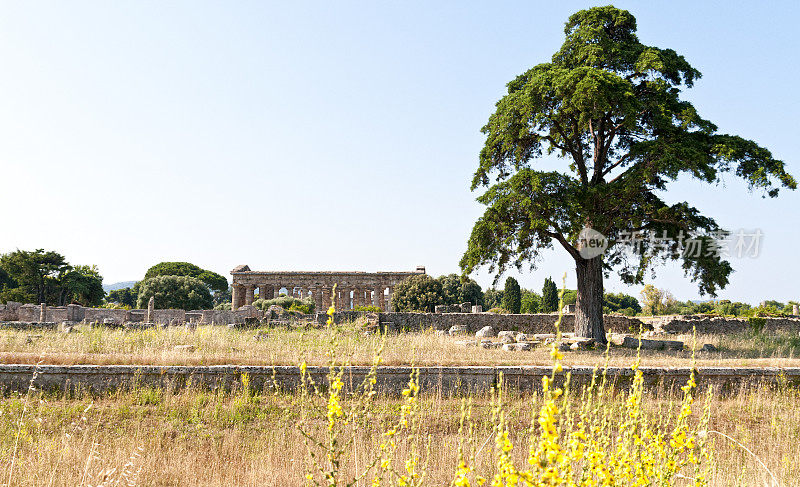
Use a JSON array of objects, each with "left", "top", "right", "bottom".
[{"left": 574, "top": 256, "right": 606, "bottom": 343}]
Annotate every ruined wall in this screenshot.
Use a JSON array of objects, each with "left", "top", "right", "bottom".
[
  {"left": 0, "top": 302, "right": 21, "bottom": 321},
  {"left": 376, "top": 312, "right": 644, "bottom": 334},
  {"left": 654, "top": 315, "right": 800, "bottom": 334}
]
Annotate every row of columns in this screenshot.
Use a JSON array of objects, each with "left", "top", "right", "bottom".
[{"left": 232, "top": 284, "right": 393, "bottom": 312}]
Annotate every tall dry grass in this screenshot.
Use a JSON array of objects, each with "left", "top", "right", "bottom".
[
  {"left": 1, "top": 324, "right": 799, "bottom": 368},
  {"left": 0, "top": 382, "right": 796, "bottom": 486}
]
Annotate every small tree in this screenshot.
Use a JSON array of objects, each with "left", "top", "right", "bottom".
[
  {"left": 391, "top": 274, "right": 444, "bottom": 312},
  {"left": 541, "top": 277, "right": 559, "bottom": 313},
  {"left": 483, "top": 288, "right": 504, "bottom": 309},
  {"left": 521, "top": 290, "right": 541, "bottom": 313},
  {"left": 502, "top": 276, "right": 522, "bottom": 313},
  {"left": 136, "top": 275, "right": 213, "bottom": 310}
]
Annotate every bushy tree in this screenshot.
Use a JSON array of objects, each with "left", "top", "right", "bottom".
[
  {"left": 136, "top": 275, "right": 213, "bottom": 310},
  {"left": 60, "top": 265, "right": 105, "bottom": 306},
  {"left": 438, "top": 274, "right": 484, "bottom": 306},
  {"left": 107, "top": 287, "right": 137, "bottom": 308},
  {"left": 0, "top": 249, "right": 104, "bottom": 305},
  {"left": 604, "top": 292, "right": 642, "bottom": 314},
  {"left": 459, "top": 280, "right": 484, "bottom": 306},
  {"left": 541, "top": 277, "right": 559, "bottom": 312},
  {"left": 391, "top": 274, "right": 444, "bottom": 312},
  {"left": 483, "top": 288, "right": 504, "bottom": 310},
  {"left": 438, "top": 274, "right": 462, "bottom": 305},
  {"left": 144, "top": 262, "right": 228, "bottom": 294},
  {"left": 521, "top": 290, "right": 541, "bottom": 313},
  {"left": 461, "top": 6, "right": 795, "bottom": 341},
  {"left": 502, "top": 277, "right": 522, "bottom": 313}
]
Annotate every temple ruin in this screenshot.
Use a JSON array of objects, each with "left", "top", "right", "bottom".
[{"left": 230, "top": 265, "right": 426, "bottom": 311}]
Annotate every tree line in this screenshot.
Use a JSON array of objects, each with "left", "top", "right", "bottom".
[{"left": 0, "top": 249, "right": 230, "bottom": 311}]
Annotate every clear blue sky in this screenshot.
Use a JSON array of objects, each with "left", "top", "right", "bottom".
[{"left": 1, "top": 1, "right": 797, "bottom": 303}]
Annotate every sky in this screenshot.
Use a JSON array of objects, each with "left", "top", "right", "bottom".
[{"left": 1, "top": 1, "right": 798, "bottom": 303}]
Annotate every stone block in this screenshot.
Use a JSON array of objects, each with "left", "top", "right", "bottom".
[
  {"left": 498, "top": 331, "right": 516, "bottom": 343},
  {"left": 621, "top": 336, "right": 683, "bottom": 351},
  {"left": 471, "top": 305, "right": 483, "bottom": 313},
  {"left": 435, "top": 305, "right": 447, "bottom": 314},
  {"left": 475, "top": 326, "right": 495, "bottom": 338},
  {"left": 449, "top": 325, "right": 469, "bottom": 336}
]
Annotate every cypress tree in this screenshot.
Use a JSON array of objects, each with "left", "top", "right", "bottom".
[
  {"left": 542, "top": 277, "right": 559, "bottom": 313},
  {"left": 502, "top": 276, "right": 521, "bottom": 313}
]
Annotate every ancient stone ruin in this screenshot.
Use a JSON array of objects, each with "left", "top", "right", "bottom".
[{"left": 229, "top": 265, "right": 426, "bottom": 312}]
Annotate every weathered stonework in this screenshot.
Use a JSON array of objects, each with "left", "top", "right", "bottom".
[
  {"left": 229, "top": 265, "right": 426, "bottom": 312},
  {"left": 0, "top": 364, "right": 797, "bottom": 395}
]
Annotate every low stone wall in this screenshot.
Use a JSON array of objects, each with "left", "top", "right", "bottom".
[
  {"left": 654, "top": 315, "right": 800, "bottom": 334},
  {"left": 0, "top": 364, "right": 797, "bottom": 395},
  {"left": 377, "top": 312, "right": 645, "bottom": 334}
]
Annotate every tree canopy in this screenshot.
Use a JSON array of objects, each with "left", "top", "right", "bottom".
[
  {"left": 460, "top": 6, "right": 795, "bottom": 339},
  {"left": 144, "top": 262, "right": 228, "bottom": 294},
  {"left": 136, "top": 275, "right": 213, "bottom": 310},
  {"left": 0, "top": 249, "right": 104, "bottom": 306}
]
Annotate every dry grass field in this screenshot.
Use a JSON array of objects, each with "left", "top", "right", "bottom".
[
  {"left": 0, "top": 380, "right": 797, "bottom": 486},
  {"left": 2, "top": 322, "right": 799, "bottom": 486},
  {"left": 0, "top": 322, "right": 799, "bottom": 368}
]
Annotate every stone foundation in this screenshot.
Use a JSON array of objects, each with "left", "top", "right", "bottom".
[{"left": 0, "top": 364, "right": 797, "bottom": 395}]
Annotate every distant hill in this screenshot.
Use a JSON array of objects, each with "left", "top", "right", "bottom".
[{"left": 103, "top": 281, "right": 137, "bottom": 292}]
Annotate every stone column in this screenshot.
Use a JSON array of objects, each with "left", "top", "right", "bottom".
[
  {"left": 231, "top": 285, "right": 241, "bottom": 310},
  {"left": 274, "top": 286, "right": 282, "bottom": 298},
  {"left": 313, "top": 288, "right": 324, "bottom": 312},
  {"left": 386, "top": 287, "right": 394, "bottom": 312},
  {"left": 374, "top": 286, "right": 384, "bottom": 310},
  {"left": 794, "top": 304, "right": 799, "bottom": 316},
  {"left": 245, "top": 285, "right": 255, "bottom": 306},
  {"left": 262, "top": 285, "right": 273, "bottom": 301},
  {"left": 146, "top": 296, "right": 154, "bottom": 322},
  {"left": 298, "top": 287, "right": 306, "bottom": 300},
  {"left": 321, "top": 286, "right": 332, "bottom": 311},
  {"left": 39, "top": 303, "right": 47, "bottom": 322}
]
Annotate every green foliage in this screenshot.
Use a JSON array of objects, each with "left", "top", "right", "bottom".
[
  {"left": 252, "top": 296, "right": 315, "bottom": 314},
  {"left": 487, "top": 307, "right": 510, "bottom": 314},
  {"left": 144, "top": 262, "right": 228, "bottom": 294},
  {"left": 502, "top": 276, "right": 521, "bottom": 313},
  {"left": 0, "top": 249, "right": 104, "bottom": 305},
  {"left": 107, "top": 287, "right": 138, "bottom": 308},
  {"left": 521, "top": 290, "right": 541, "bottom": 313},
  {"left": 748, "top": 317, "right": 766, "bottom": 333},
  {"left": 561, "top": 289, "right": 577, "bottom": 305},
  {"left": 214, "top": 302, "right": 232, "bottom": 310},
  {"left": 604, "top": 292, "right": 642, "bottom": 314},
  {"left": 391, "top": 274, "right": 444, "bottom": 312},
  {"left": 460, "top": 6, "right": 796, "bottom": 337},
  {"left": 483, "top": 288, "right": 504, "bottom": 310},
  {"left": 437, "top": 274, "right": 484, "bottom": 306},
  {"left": 135, "top": 275, "right": 214, "bottom": 310},
  {"left": 541, "top": 277, "right": 559, "bottom": 312},
  {"left": 60, "top": 265, "right": 105, "bottom": 306},
  {"left": 353, "top": 305, "right": 382, "bottom": 313}
]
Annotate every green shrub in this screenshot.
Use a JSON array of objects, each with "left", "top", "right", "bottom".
[
  {"left": 488, "top": 307, "right": 509, "bottom": 314},
  {"left": 748, "top": 316, "right": 766, "bottom": 333},
  {"left": 253, "top": 296, "right": 315, "bottom": 313},
  {"left": 353, "top": 305, "right": 382, "bottom": 312}
]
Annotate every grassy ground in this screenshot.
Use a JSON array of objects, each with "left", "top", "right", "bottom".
[
  {"left": 1, "top": 323, "right": 799, "bottom": 368},
  {"left": 0, "top": 383, "right": 797, "bottom": 486}
]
